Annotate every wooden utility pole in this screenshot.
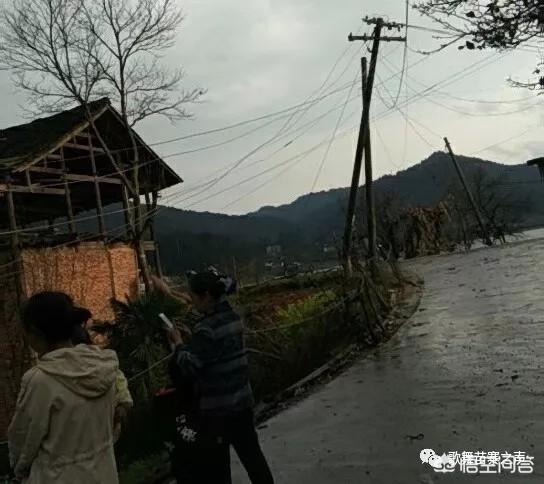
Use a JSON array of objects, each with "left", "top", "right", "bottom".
[
  {"left": 343, "top": 18, "right": 406, "bottom": 274},
  {"left": 444, "top": 137, "right": 492, "bottom": 246},
  {"left": 363, "top": 61, "right": 376, "bottom": 263}
]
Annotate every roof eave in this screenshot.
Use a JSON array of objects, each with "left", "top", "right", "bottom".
[{"left": 104, "top": 105, "right": 183, "bottom": 187}]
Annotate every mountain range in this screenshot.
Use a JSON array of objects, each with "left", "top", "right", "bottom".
[
  {"left": 99, "top": 151, "right": 544, "bottom": 275},
  {"left": 154, "top": 151, "right": 544, "bottom": 273}
]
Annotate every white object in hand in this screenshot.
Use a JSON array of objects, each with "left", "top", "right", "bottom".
[{"left": 159, "top": 313, "right": 174, "bottom": 331}]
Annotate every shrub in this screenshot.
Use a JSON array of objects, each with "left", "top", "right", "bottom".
[{"left": 247, "top": 290, "right": 348, "bottom": 399}]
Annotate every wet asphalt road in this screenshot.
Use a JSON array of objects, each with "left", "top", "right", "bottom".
[{"left": 233, "top": 238, "right": 544, "bottom": 483}]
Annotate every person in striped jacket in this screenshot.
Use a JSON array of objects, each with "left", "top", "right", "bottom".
[{"left": 164, "top": 270, "right": 274, "bottom": 484}]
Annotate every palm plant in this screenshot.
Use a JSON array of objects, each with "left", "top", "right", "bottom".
[{"left": 110, "top": 291, "right": 187, "bottom": 401}]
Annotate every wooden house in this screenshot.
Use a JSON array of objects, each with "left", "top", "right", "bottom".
[{"left": 0, "top": 98, "right": 182, "bottom": 439}]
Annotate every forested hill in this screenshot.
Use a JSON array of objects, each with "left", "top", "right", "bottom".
[{"left": 102, "top": 151, "right": 544, "bottom": 274}]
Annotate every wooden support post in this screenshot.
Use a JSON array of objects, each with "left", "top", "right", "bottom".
[
  {"left": 154, "top": 243, "right": 164, "bottom": 278},
  {"left": 89, "top": 133, "right": 106, "bottom": 237},
  {"left": 444, "top": 137, "right": 492, "bottom": 246},
  {"left": 5, "top": 178, "right": 25, "bottom": 304},
  {"left": 118, "top": 153, "right": 134, "bottom": 238},
  {"left": 121, "top": 184, "right": 134, "bottom": 238},
  {"left": 60, "top": 147, "right": 76, "bottom": 234},
  {"left": 6, "top": 182, "right": 19, "bottom": 249},
  {"left": 144, "top": 189, "right": 162, "bottom": 277},
  {"left": 144, "top": 189, "right": 153, "bottom": 239}
]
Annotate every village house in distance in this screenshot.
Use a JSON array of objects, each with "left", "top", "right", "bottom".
[{"left": 0, "top": 98, "right": 182, "bottom": 439}]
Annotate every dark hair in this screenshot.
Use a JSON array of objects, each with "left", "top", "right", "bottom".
[
  {"left": 188, "top": 271, "right": 227, "bottom": 300},
  {"left": 23, "top": 292, "right": 88, "bottom": 343},
  {"left": 71, "top": 307, "right": 93, "bottom": 344}
]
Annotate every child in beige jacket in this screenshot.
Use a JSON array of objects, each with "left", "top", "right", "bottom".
[{"left": 8, "top": 292, "right": 125, "bottom": 484}]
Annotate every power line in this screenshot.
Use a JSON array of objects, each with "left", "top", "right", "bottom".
[
  {"left": 182, "top": 119, "right": 360, "bottom": 209},
  {"left": 223, "top": 145, "right": 318, "bottom": 210},
  {"left": 378, "top": 50, "right": 542, "bottom": 127},
  {"left": 280, "top": 26, "right": 365, "bottom": 136},
  {"left": 373, "top": 51, "right": 509, "bottom": 123},
  {"left": 471, "top": 126, "right": 537, "bottom": 156},
  {"left": 433, "top": 91, "right": 536, "bottom": 105},
  {"left": 375, "top": 64, "right": 443, "bottom": 142},
  {"left": 373, "top": 124, "right": 401, "bottom": 171},
  {"left": 389, "top": 0, "right": 410, "bottom": 108},
  {"left": 163, "top": 91, "right": 363, "bottom": 205},
  {"left": 375, "top": 82, "right": 437, "bottom": 150},
  {"left": 309, "top": 71, "right": 361, "bottom": 195}
]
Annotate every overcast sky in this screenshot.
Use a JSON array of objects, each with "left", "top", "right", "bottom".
[{"left": 1, "top": 0, "right": 542, "bottom": 215}]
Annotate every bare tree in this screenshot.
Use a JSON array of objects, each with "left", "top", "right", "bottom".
[
  {"left": 0, "top": 0, "right": 204, "bottom": 291},
  {"left": 374, "top": 192, "right": 404, "bottom": 260},
  {"left": 81, "top": 0, "right": 203, "bottom": 126},
  {"left": 446, "top": 167, "right": 527, "bottom": 247},
  {"left": 470, "top": 167, "right": 527, "bottom": 243},
  {"left": 414, "top": 0, "right": 544, "bottom": 88}
]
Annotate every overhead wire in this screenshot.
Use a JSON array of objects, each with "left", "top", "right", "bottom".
[
  {"left": 470, "top": 126, "right": 538, "bottom": 156},
  {"left": 171, "top": 63, "right": 365, "bottom": 203},
  {"left": 279, "top": 25, "right": 365, "bottom": 135},
  {"left": 374, "top": 124, "right": 401, "bottom": 171},
  {"left": 309, "top": 69, "right": 361, "bottom": 195},
  {"left": 375, "top": 81, "right": 437, "bottom": 150},
  {"left": 179, "top": 117, "right": 361, "bottom": 210},
  {"left": 389, "top": 0, "right": 410, "bottom": 108},
  {"left": 372, "top": 51, "right": 510, "bottom": 124}
]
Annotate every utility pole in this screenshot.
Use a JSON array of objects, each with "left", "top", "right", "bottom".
[
  {"left": 343, "top": 18, "right": 406, "bottom": 275},
  {"left": 444, "top": 137, "right": 492, "bottom": 246},
  {"left": 363, "top": 59, "right": 376, "bottom": 263}
]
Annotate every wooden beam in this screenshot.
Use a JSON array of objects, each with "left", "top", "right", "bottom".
[
  {"left": 68, "top": 173, "right": 121, "bottom": 185},
  {"left": 64, "top": 142, "right": 105, "bottom": 154},
  {"left": 27, "top": 167, "right": 122, "bottom": 185},
  {"left": 28, "top": 166, "right": 64, "bottom": 175},
  {"left": 89, "top": 134, "right": 106, "bottom": 237},
  {"left": 143, "top": 241, "right": 156, "bottom": 251},
  {"left": 0, "top": 184, "right": 66, "bottom": 195},
  {"left": 61, "top": 147, "right": 76, "bottom": 234},
  {"left": 19, "top": 103, "right": 111, "bottom": 172},
  {"left": 44, "top": 153, "right": 62, "bottom": 161},
  {"left": 74, "top": 132, "right": 99, "bottom": 144}
]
